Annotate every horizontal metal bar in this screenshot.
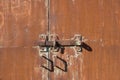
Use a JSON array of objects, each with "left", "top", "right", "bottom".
[{"left": 35, "top": 40, "right": 82, "bottom": 47}]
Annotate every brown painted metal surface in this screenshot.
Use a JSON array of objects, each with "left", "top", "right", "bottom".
[
  {"left": 49, "top": 0, "right": 120, "bottom": 80},
  {"left": 0, "top": 0, "right": 47, "bottom": 47},
  {"left": 0, "top": 0, "right": 48, "bottom": 80},
  {"left": 0, "top": 0, "right": 120, "bottom": 80}
]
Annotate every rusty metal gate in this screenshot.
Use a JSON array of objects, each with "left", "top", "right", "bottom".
[{"left": 0, "top": 0, "right": 120, "bottom": 80}]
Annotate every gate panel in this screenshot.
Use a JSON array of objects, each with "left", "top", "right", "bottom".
[
  {"left": 0, "top": 0, "right": 48, "bottom": 80},
  {"left": 49, "top": 0, "right": 120, "bottom": 80}
]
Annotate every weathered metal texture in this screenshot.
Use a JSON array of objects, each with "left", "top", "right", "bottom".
[
  {"left": 0, "top": 0, "right": 47, "bottom": 47},
  {"left": 0, "top": 0, "right": 120, "bottom": 80},
  {"left": 0, "top": 48, "right": 36, "bottom": 80},
  {"left": 0, "top": 0, "right": 48, "bottom": 80},
  {"left": 49, "top": 0, "right": 120, "bottom": 80}
]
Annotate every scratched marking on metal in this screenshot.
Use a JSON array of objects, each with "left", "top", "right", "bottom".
[
  {"left": 0, "top": 5, "right": 18, "bottom": 43},
  {"left": 11, "top": 0, "right": 31, "bottom": 16},
  {"left": 0, "top": 0, "right": 32, "bottom": 43}
]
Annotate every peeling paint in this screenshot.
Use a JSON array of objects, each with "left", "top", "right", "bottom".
[
  {"left": 53, "top": 55, "right": 64, "bottom": 77},
  {"left": 11, "top": 0, "right": 31, "bottom": 16},
  {"left": 54, "top": 67, "right": 63, "bottom": 76},
  {"left": 45, "top": 0, "right": 48, "bottom": 8},
  {"left": 35, "top": 46, "right": 48, "bottom": 57},
  {"left": 64, "top": 50, "right": 84, "bottom": 80},
  {"left": 100, "top": 39, "right": 104, "bottom": 47},
  {"left": 41, "top": 65, "right": 48, "bottom": 80},
  {"left": 72, "top": 0, "right": 75, "bottom": 4},
  {"left": 79, "top": 53, "right": 84, "bottom": 80},
  {"left": 69, "top": 56, "right": 74, "bottom": 66},
  {"left": 72, "top": 47, "right": 82, "bottom": 58},
  {"left": 34, "top": 46, "right": 49, "bottom": 80},
  {"left": 34, "top": 67, "right": 40, "bottom": 73}
]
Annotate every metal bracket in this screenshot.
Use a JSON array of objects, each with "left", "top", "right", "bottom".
[
  {"left": 35, "top": 34, "right": 92, "bottom": 72},
  {"left": 41, "top": 56, "right": 54, "bottom": 72},
  {"left": 56, "top": 56, "right": 67, "bottom": 72}
]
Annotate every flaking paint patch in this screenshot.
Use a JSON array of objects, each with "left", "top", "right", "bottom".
[
  {"left": 34, "top": 46, "right": 48, "bottom": 57},
  {"left": 69, "top": 55, "right": 74, "bottom": 66},
  {"left": 11, "top": 0, "right": 31, "bottom": 16},
  {"left": 41, "top": 65, "right": 48, "bottom": 80},
  {"left": 54, "top": 67, "right": 63, "bottom": 77},
  {"left": 45, "top": 0, "right": 48, "bottom": 8},
  {"left": 72, "top": 0, "right": 75, "bottom": 4},
  {"left": 79, "top": 53, "right": 84, "bottom": 80},
  {"left": 33, "top": 46, "right": 48, "bottom": 80},
  {"left": 73, "top": 71, "right": 79, "bottom": 80},
  {"left": 68, "top": 52, "right": 84, "bottom": 80},
  {"left": 53, "top": 55, "right": 64, "bottom": 77},
  {"left": 34, "top": 67, "right": 40, "bottom": 73},
  {"left": 100, "top": 38, "right": 104, "bottom": 47},
  {"left": 70, "top": 53, "right": 84, "bottom": 80},
  {"left": 72, "top": 47, "right": 82, "bottom": 58}
]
